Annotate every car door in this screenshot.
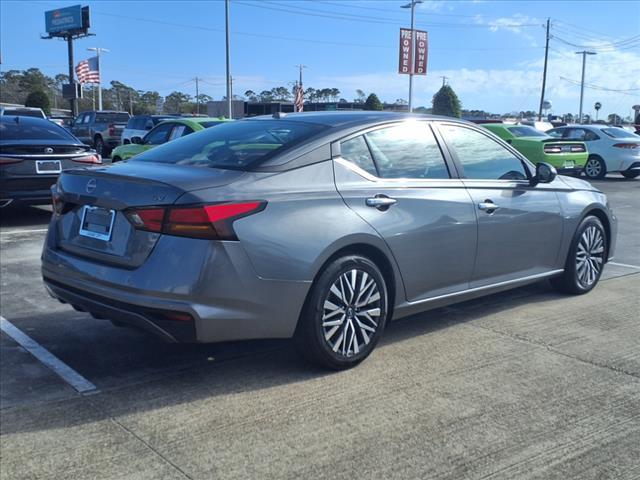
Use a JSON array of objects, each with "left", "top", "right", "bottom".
[
  {"left": 333, "top": 121, "right": 477, "bottom": 302},
  {"left": 73, "top": 113, "right": 89, "bottom": 143},
  {"left": 436, "top": 122, "right": 564, "bottom": 288}
]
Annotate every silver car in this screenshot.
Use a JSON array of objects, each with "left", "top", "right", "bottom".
[{"left": 42, "top": 112, "right": 617, "bottom": 369}]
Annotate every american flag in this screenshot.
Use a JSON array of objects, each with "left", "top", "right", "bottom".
[
  {"left": 76, "top": 56, "right": 100, "bottom": 84},
  {"left": 294, "top": 82, "right": 304, "bottom": 112}
]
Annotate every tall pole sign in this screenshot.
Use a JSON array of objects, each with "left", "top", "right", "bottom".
[
  {"left": 413, "top": 30, "right": 428, "bottom": 75},
  {"left": 398, "top": 28, "right": 428, "bottom": 112},
  {"left": 42, "top": 5, "right": 93, "bottom": 117},
  {"left": 398, "top": 28, "right": 413, "bottom": 75}
]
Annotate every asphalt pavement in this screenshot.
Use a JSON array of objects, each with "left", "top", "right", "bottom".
[{"left": 0, "top": 176, "right": 638, "bottom": 479}]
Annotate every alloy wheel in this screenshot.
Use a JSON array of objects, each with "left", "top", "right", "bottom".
[
  {"left": 585, "top": 158, "right": 602, "bottom": 178},
  {"left": 576, "top": 225, "right": 605, "bottom": 287},
  {"left": 322, "top": 269, "right": 382, "bottom": 358}
]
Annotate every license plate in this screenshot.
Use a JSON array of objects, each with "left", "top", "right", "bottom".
[
  {"left": 564, "top": 161, "right": 575, "bottom": 168},
  {"left": 36, "top": 160, "right": 62, "bottom": 174},
  {"left": 79, "top": 206, "right": 116, "bottom": 241}
]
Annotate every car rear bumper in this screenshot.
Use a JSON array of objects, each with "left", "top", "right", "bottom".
[
  {"left": 41, "top": 230, "right": 311, "bottom": 343},
  {"left": 0, "top": 176, "right": 56, "bottom": 206}
]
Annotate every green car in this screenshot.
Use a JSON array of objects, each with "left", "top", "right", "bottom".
[
  {"left": 111, "top": 117, "right": 228, "bottom": 162},
  {"left": 481, "top": 123, "right": 588, "bottom": 175}
]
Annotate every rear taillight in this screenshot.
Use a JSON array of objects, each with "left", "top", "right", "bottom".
[
  {"left": 125, "top": 201, "right": 266, "bottom": 240},
  {"left": 72, "top": 154, "right": 102, "bottom": 164},
  {"left": 570, "top": 145, "right": 586, "bottom": 152},
  {"left": 612, "top": 143, "right": 640, "bottom": 149},
  {"left": 108, "top": 124, "right": 116, "bottom": 136},
  {"left": 544, "top": 145, "right": 562, "bottom": 154},
  {"left": 0, "top": 157, "right": 23, "bottom": 165}
]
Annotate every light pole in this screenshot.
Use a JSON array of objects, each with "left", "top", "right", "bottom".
[
  {"left": 401, "top": 0, "right": 422, "bottom": 113},
  {"left": 576, "top": 50, "right": 596, "bottom": 124},
  {"left": 225, "top": 0, "right": 232, "bottom": 119},
  {"left": 87, "top": 47, "right": 108, "bottom": 111}
]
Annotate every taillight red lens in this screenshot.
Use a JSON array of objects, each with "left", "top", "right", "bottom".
[
  {"left": 0, "top": 157, "right": 23, "bottom": 165},
  {"left": 126, "top": 202, "right": 266, "bottom": 240},
  {"left": 108, "top": 124, "right": 116, "bottom": 136},
  {"left": 612, "top": 143, "right": 640, "bottom": 149},
  {"left": 72, "top": 154, "right": 102, "bottom": 164}
]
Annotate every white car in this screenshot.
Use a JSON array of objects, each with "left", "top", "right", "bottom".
[
  {"left": 546, "top": 125, "right": 640, "bottom": 179},
  {"left": 0, "top": 106, "right": 46, "bottom": 119},
  {"left": 121, "top": 115, "right": 175, "bottom": 145}
]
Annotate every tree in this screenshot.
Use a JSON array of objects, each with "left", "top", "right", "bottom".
[
  {"left": 244, "top": 90, "right": 258, "bottom": 102},
  {"left": 259, "top": 90, "right": 274, "bottom": 102},
  {"left": 164, "top": 91, "right": 192, "bottom": 113},
  {"left": 25, "top": 90, "right": 51, "bottom": 115},
  {"left": 608, "top": 113, "right": 622, "bottom": 124},
  {"left": 364, "top": 93, "right": 383, "bottom": 111},
  {"left": 564, "top": 113, "right": 574, "bottom": 123},
  {"left": 354, "top": 89, "right": 366, "bottom": 103},
  {"left": 432, "top": 85, "right": 461, "bottom": 118}
]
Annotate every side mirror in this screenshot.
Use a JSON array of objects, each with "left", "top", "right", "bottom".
[
  {"left": 532, "top": 162, "right": 557, "bottom": 185},
  {"left": 131, "top": 136, "right": 143, "bottom": 145}
]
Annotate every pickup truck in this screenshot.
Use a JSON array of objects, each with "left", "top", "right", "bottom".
[{"left": 70, "top": 110, "right": 130, "bottom": 157}]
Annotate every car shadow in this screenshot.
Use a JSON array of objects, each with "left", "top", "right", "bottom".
[
  {"left": 1, "top": 279, "right": 571, "bottom": 435},
  {"left": 0, "top": 205, "right": 52, "bottom": 229}
]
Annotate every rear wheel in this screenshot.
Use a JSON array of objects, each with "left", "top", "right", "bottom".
[
  {"left": 551, "top": 216, "right": 607, "bottom": 295},
  {"left": 294, "top": 255, "right": 388, "bottom": 370},
  {"left": 94, "top": 136, "right": 105, "bottom": 157},
  {"left": 584, "top": 155, "right": 606, "bottom": 179},
  {"left": 621, "top": 171, "right": 640, "bottom": 179}
]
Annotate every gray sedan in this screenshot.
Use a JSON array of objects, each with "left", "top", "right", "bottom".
[{"left": 42, "top": 112, "right": 617, "bottom": 369}]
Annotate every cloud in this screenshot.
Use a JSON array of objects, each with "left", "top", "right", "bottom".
[{"left": 474, "top": 13, "right": 542, "bottom": 47}]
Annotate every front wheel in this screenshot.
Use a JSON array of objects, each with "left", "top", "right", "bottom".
[
  {"left": 294, "top": 255, "right": 389, "bottom": 370},
  {"left": 551, "top": 216, "right": 607, "bottom": 295},
  {"left": 584, "top": 156, "right": 606, "bottom": 179},
  {"left": 621, "top": 171, "right": 640, "bottom": 179},
  {"left": 94, "top": 136, "right": 105, "bottom": 157}
]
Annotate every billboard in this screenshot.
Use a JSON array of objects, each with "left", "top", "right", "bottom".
[
  {"left": 45, "top": 5, "right": 83, "bottom": 34},
  {"left": 413, "top": 30, "right": 428, "bottom": 75},
  {"left": 398, "top": 28, "right": 413, "bottom": 75}
]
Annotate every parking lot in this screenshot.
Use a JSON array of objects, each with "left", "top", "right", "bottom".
[{"left": 1, "top": 176, "right": 638, "bottom": 479}]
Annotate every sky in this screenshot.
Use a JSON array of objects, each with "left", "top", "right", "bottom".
[{"left": 1, "top": 0, "right": 639, "bottom": 118}]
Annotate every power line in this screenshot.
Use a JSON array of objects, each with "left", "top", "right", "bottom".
[{"left": 558, "top": 76, "right": 639, "bottom": 94}]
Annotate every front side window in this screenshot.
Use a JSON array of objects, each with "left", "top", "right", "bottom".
[
  {"left": 546, "top": 128, "right": 563, "bottom": 138},
  {"left": 507, "top": 126, "right": 547, "bottom": 138},
  {"left": 168, "top": 125, "right": 194, "bottom": 141},
  {"left": 364, "top": 122, "right": 450, "bottom": 179},
  {"left": 440, "top": 124, "right": 527, "bottom": 181},
  {"left": 144, "top": 123, "right": 174, "bottom": 145},
  {"left": 340, "top": 135, "right": 377, "bottom": 176},
  {"left": 564, "top": 128, "right": 587, "bottom": 140}
]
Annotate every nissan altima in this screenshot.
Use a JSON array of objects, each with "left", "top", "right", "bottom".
[{"left": 42, "top": 112, "right": 617, "bottom": 369}]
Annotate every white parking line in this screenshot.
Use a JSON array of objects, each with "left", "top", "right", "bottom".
[
  {"left": 609, "top": 262, "right": 640, "bottom": 270},
  {"left": 0, "top": 228, "right": 49, "bottom": 236},
  {"left": 0, "top": 316, "right": 98, "bottom": 394}
]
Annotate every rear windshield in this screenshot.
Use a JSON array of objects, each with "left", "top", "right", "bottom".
[
  {"left": 2, "top": 109, "right": 45, "bottom": 118},
  {"left": 201, "top": 121, "right": 225, "bottom": 128},
  {"left": 507, "top": 126, "right": 547, "bottom": 137},
  {"left": 95, "top": 113, "right": 130, "bottom": 123},
  {"left": 131, "top": 120, "right": 327, "bottom": 170},
  {"left": 0, "top": 119, "right": 78, "bottom": 141},
  {"left": 602, "top": 127, "right": 635, "bottom": 139}
]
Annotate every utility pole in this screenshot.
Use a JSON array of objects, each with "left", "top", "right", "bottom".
[
  {"left": 401, "top": 0, "right": 422, "bottom": 113},
  {"left": 194, "top": 77, "right": 200, "bottom": 114},
  {"left": 538, "top": 18, "right": 550, "bottom": 122},
  {"left": 225, "top": 0, "right": 232, "bottom": 119},
  {"left": 439, "top": 76, "right": 448, "bottom": 87},
  {"left": 87, "top": 47, "right": 108, "bottom": 110},
  {"left": 576, "top": 50, "right": 596, "bottom": 124},
  {"left": 66, "top": 36, "right": 76, "bottom": 116}
]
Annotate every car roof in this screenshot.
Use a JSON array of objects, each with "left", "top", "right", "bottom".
[
  {"left": 246, "top": 111, "right": 467, "bottom": 130},
  {"left": 157, "top": 117, "right": 229, "bottom": 127},
  {"left": 1, "top": 115, "right": 53, "bottom": 125}
]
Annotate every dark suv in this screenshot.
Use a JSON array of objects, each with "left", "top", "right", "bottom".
[{"left": 71, "top": 111, "right": 130, "bottom": 156}]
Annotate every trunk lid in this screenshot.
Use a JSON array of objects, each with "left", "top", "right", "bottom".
[{"left": 53, "top": 162, "right": 245, "bottom": 267}]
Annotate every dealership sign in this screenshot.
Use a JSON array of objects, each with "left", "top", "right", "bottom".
[
  {"left": 398, "top": 28, "right": 428, "bottom": 75},
  {"left": 45, "top": 5, "right": 83, "bottom": 33}
]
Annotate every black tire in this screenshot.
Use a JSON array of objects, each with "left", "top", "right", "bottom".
[
  {"left": 584, "top": 155, "right": 606, "bottom": 179},
  {"left": 551, "top": 216, "right": 607, "bottom": 295},
  {"left": 294, "top": 255, "right": 389, "bottom": 370},
  {"left": 621, "top": 171, "right": 640, "bottom": 179},
  {"left": 94, "top": 136, "right": 105, "bottom": 157}
]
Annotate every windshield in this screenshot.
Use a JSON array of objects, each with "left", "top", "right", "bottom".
[
  {"left": 602, "top": 127, "right": 636, "bottom": 139},
  {"left": 131, "top": 120, "right": 327, "bottom": 170},
  {"left": 95, "top": 113, "right": 130, "bottom": 123},
  {"left": 2, "top": 109, "right": 44, "bottom": 118},
  {"left": 0, "top": 119, "right": 79, "bottom": 141},
  {"left": 507, "top": 126, "right": 547, "bottom": 137}
]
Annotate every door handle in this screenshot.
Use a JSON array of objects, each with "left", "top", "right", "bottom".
[
  {"left": 478, "top": 200, "right": 499, "bottom": 213},
  {"left": 366, "top": 195, "right": 397, "bottom": 210}
]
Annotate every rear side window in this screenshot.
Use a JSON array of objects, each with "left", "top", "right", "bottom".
[
  {"left": 507, "top": 126, "right": 546, "bottom": 137},
  {"left": 364, "top": 123, "right": 450, "bottom": 179},
  {"left": 95, "top": 113, "right": 130, "bottom": 123},
  {"left": 0, "top": 119, "right": 79, "bottom": 141},
  {"left": 602, "top": 127, "right": 635, "bottom": 139},
  {"left": 132, "top": 120, "right": 327, "bottom": 170},
  {"left": 441, "top": 124, "right": 527, "bottom": 181},
  {"left": 340, "top": 136, "right": 378, "bottom": 176}
]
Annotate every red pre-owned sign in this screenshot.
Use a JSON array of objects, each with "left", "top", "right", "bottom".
[
  {"left": 413, "top": 30, "right": 428, "bottom": 75},
  {"left": 398, "top": 28, "right": 413, "bottom": 74}
]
